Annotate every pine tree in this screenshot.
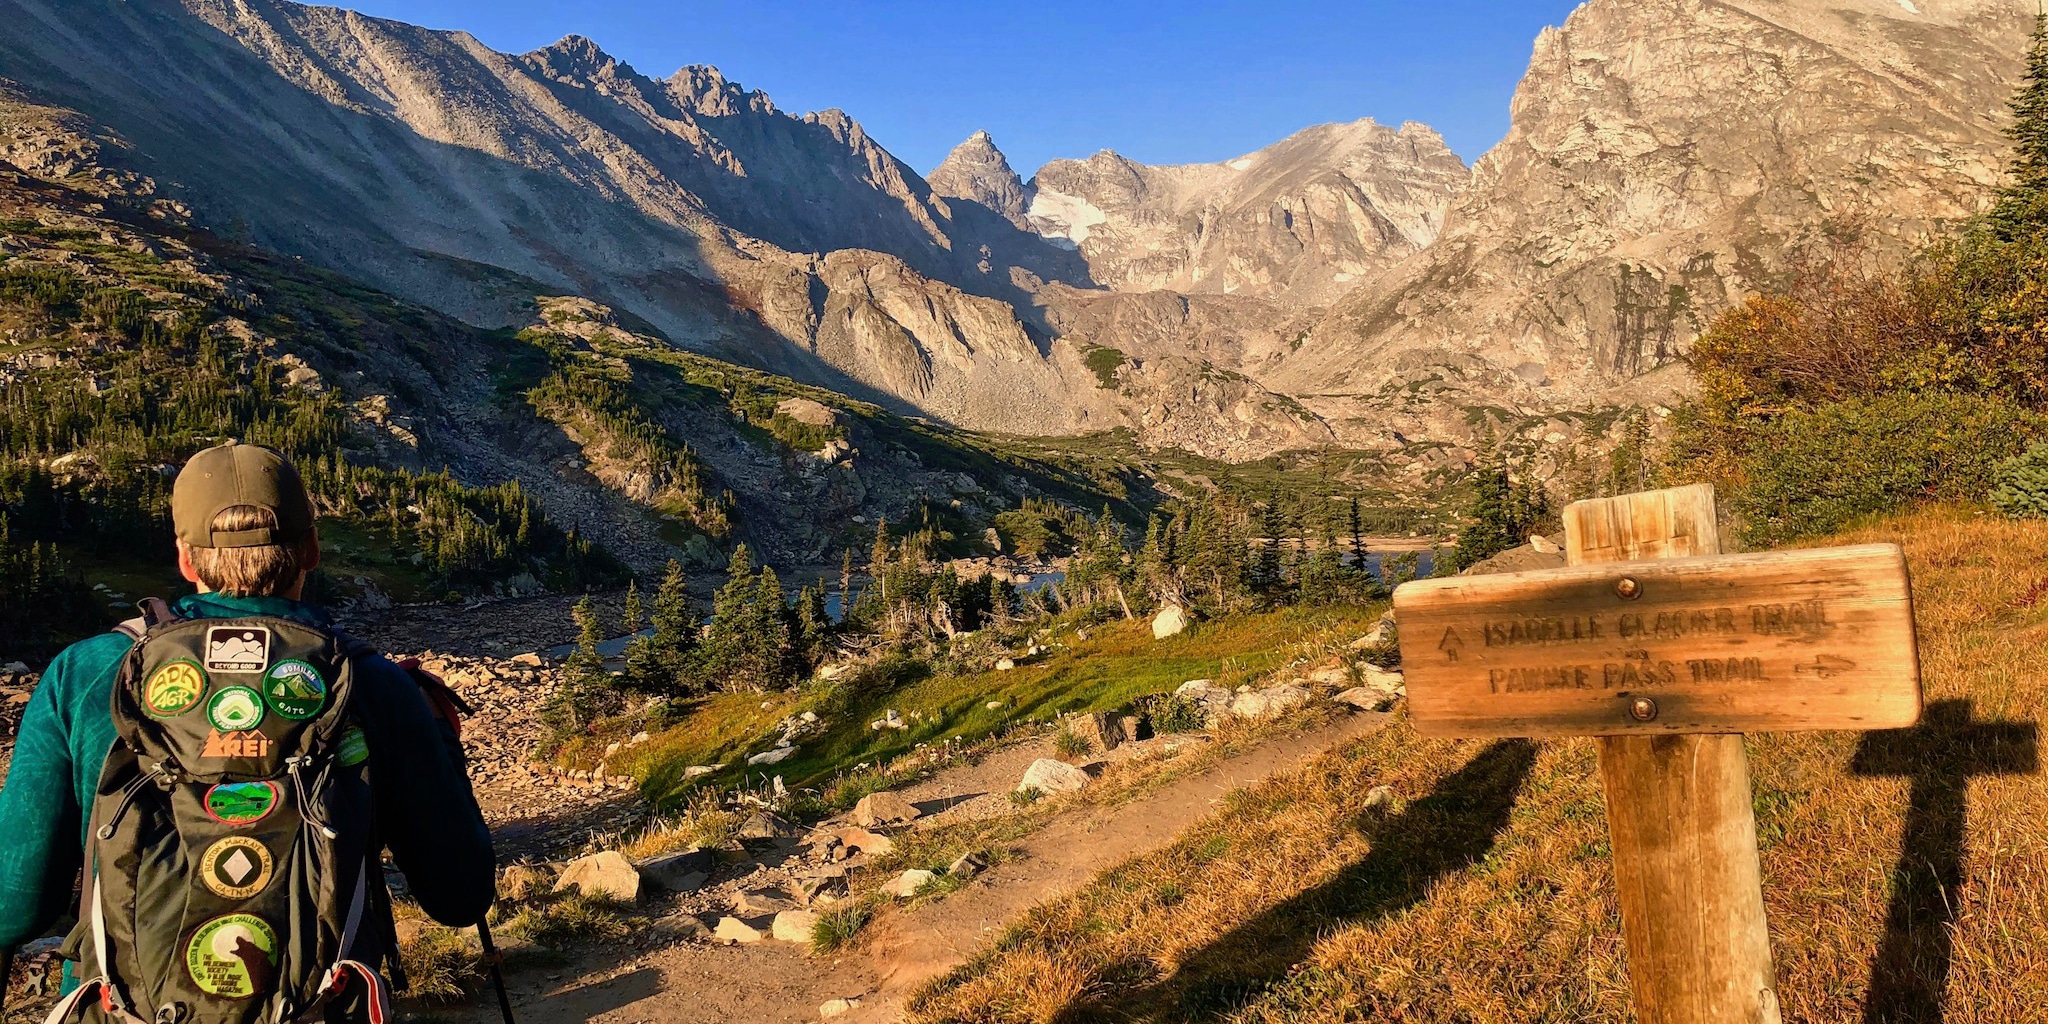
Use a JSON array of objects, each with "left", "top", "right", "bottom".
[
  {"left": 1992, "top": 13, "right": 2048, "bottom": 237},
  {"left": 621, "top": 579, "right": 644, "bottom": 634},
  {"left": 548, "top": 596, "right": 622, "bottom": 730},
  {"left": 647, "top": 559, "right": 697, "bottom": 692},
  {"left": 1450, "top": 464, "right": 1519, "bottom": 572}
]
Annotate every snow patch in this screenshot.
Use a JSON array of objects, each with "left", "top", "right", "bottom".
[
  {"left": 1027, "top": 187, "right": 1109, "bottom": 245},
  {"left": 1227, "top": 157, "right": 1255, "bottom": 171},
  {"left": 1895, "top": 0, "right": 1918, "bottom": 11}
]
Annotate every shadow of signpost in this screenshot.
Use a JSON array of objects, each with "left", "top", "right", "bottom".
[
  {"left": 1851, "top": 699, "right": 2039, "bottom": 1023},
  {"left": 1070, "top": 738, "right": 1539, "bottom": 1022}
]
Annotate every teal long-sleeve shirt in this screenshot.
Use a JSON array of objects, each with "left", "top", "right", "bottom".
[{"left": 0, "top": 592, "right": 497, "bottom": 950}]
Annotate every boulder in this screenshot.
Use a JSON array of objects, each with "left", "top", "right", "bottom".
[
  {"left": 1018, "top": 758, "right": 1089, "bottom": 795},
  {"left": 947, "top": 852, "right": 988, "bottom": 880},
  {"left": 883, "top": 869, "right": 937, "bottom": 898},
  {"left": 735, "top": 811, "right": 798, "bottom": 841},
  {"left": 637, "top": 848, "right": 715, "bottom": 893},
  {"left": 712, "top": 917, "right": 766, "bottom": 944},
  {"left": 1358, "top": 665, "right": 1406, "bottom": 695},
  {"left": 736, "top": 889, "right": 800, "bottom": 916},
  {"left": 1064, "top": 711, "right": 1122, "bottom": 753},
  {"left": 796, "top": 870, "right": 850, "bottom": 905},
  {"left": 1151, "top": 604, "right": 1190, "bottom": 639},
  {"left": 653, "top": 914, "right": 713, "bottom": 941},
  {"left": 683, "top": 764, "right": 726, "bottom": 778},
  {"left": 1334, "top": 687, "right": 1395, "bottom": 712},
  {"left": 772, "top": 909, "right": 821, "bottom": 943},
  {"left": 747, "top": 745, "right": 798, "bottom": 766},
  {"left": 820, "top": 998, "right": 861, "bottom": 1019},
  {"left": 775, "top": 396, "right": 840, "bottom": 428},
  {"left": 850, "top": 791, "right": 921, "bottom": 828},
  {"left": 827, "top": 826, "right": 894, "bottom": 859},
  {"left": 1231, "top": 684, "right": 1310, "bottom": 720},
  {"left": 994, "top": 658, "right": 1016, "bottom": 671},
  {"left": 552, "top": 852, "right": 640, "bottom": 902}
]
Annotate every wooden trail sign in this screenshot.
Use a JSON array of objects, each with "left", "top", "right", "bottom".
[
  {"left": 1392, "top": 483, "right": 1924, "bottom": 1024},
  {"left": 1393, "top": 543, "right": 1920, "bottom": 737}
]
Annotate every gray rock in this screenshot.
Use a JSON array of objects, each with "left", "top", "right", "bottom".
[
  {"left": 1018, "top": 758, "right": 1089, "bottom": 795},
  {"left": 850, "top": 791, "right": 921, "bottom": 828},
  {"left": 552, "top": 852, "right": 640, "bottom": 902},
  {"left": 771, "top": 909, "right": 821, "bottom": 943},
  {"left": 883, "top": 869, "right": 937, "bottom": 898}
]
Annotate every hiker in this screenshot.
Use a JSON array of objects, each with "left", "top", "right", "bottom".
[{"left": 0, "top": 441, "right": 496, "bottom": 1021}]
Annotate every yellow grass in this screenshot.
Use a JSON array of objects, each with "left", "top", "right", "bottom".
[{"left": 907, "top": 506, "right": 2048, "bottom": 1023}]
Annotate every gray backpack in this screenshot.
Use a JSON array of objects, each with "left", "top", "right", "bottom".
[{"left": 49, "top": 607, "right": 391, "bottom": 1024}]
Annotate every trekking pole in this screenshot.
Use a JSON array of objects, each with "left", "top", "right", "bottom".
[{"left": 476, "top": 921, "right": 516, "bottom": 1024}]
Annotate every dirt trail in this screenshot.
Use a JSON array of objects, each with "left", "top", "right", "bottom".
[{"left": 458, "top": 709, "right": 1388, "bottom": 1024}]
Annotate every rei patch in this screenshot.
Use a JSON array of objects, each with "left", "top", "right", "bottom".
[
  {"left": 142, "top": 660, "right": 208, "bottom": 718},
  {"left": 185, "top": 914, "right": 279, "bottom": 1000},
  {"left": 203, "top": 781, "right": 280, "bottom": 827},
  {"left": 198, "top": 835, "right": 275, "bottom": 899},
  {"left": 261, "top": 659, "right": 328, "bottom": 720},
  {"left": 206, "top": 686, "right": 266, "bottom": 733},
  {"left": 204, "top": 626, "right": 271, "bottom": 674},
  {"left": 201, "top": 730, "right": 274, "bottom": 760}
]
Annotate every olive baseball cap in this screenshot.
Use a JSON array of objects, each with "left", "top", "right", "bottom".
[{"left": 171, "top": 441, "right": 315, "bottom": 549}]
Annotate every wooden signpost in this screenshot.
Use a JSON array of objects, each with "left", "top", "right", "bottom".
[{"left": 1393, "top": 483, "right": 1922, "bottom": 1024}]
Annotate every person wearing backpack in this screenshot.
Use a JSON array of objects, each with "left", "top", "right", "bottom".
[{"left": 0, "top": 441, "right": 497, "bottom": 1022}]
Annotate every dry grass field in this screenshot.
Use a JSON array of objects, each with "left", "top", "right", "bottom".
[{"left": 905, "top": 506, "right": 2047, "bottom": 1023}]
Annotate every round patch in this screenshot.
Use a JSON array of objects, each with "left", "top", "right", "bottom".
[
  {"left": 203, "top": 781, "right": 280, "bottom": 827},
  {"left": 336, "top": 726, "right": 369, "bottom": 768},
  {"left": 143, "top": 660, "right": 208, "bottom": 718},
  {"left": 260, "top": 659, "right": 328, "bottom": 720},
  {"left": 206, "top": 687, "right": 266, "bottom": 733},
  {"left": 198, "top": 836, "right": 275, "bottom": 900},
  {"left": 185, "top": 913, "right": 279, "bottom": 999}
]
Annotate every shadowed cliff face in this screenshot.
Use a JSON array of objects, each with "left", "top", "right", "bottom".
[{"left": 1270, "top": 0, "right": 2030, "bottom": 429}]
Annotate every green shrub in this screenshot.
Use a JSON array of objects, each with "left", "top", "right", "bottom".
[
  {"left": 1139, "top": 693, "right": 1208, "bottom": 735},
  {"left": 1053, "top": 727, "right": 1092, "bottom": 758},
  {"left": 811, "top": 899, "right": 875, "bottom": 954},
  {"left": 1731, "top": 393, "right": 2043, "bottom": 545},
  {"left": 1991, "top": 442, "right": 2048, "bottom": 518}
]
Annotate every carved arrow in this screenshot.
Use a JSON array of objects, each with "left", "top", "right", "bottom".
[{"left": 1795, "top": 654, "right": 1857, "bottom": 678}]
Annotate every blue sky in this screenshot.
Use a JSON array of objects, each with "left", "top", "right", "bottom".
[{"left": 341, "top": 0, "right": 1585, "bottom": 175}]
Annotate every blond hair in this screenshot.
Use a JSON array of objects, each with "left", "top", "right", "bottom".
[{"left": 187, "top": 505, "right": 308, "bottom": 596}]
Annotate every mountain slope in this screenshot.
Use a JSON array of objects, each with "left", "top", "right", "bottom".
[{"left": 1272, "top": 0, "right": 2030, "bottom": 429}]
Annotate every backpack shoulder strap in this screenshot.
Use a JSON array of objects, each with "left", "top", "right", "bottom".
[{"left": 111, "top": 597, "right": 178, "bottom": 641}]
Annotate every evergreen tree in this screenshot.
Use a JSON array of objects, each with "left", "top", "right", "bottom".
[
  {"left": 1449, "top": 464, "right": 1520, "bottom": 572},
  {"left": 645, "top": 559, "right": 698, "bottom": 693},
  {"left": 700, "top": 544, "right": 795, "bottom": 691},
  {"left": 1991, "top": 13, "right": 2048, "bottom": 237},
  {"left": 621, "top": 579, "right": 644, "bottom": 634},
  {"left": 548, "top": 596, "right": 623, "bottom": 731}
]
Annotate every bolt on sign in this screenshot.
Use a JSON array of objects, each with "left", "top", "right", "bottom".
[{"left": 1393, "top": 483, "right": 1923, "bottom": 1024}]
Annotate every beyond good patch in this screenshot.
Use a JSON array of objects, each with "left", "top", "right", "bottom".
[
  {"left": 142, "top": 660, "right": 208, "bottom": 718},
  {"left": 261, "top": 659, "right": 327, "bottom": 720},
  {"left": 198, "top": 836, "right": 275, "bottom": 900},
  {"left": 186, "top": 914, "right": 279, "bottom": 999},
  {"left": 203, "top": 781, "right": 280, "bottom": 827},
  {"left": 204, "top": 626, "right": 271, "bottom": 674},
  {"left": 206, "top": 686, "right": 266, "bottom": 733},
  {"left": 200, "top": 730, "right": 274, "bottom": 760}
]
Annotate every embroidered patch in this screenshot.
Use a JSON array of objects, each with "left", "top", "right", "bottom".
[
  {"left": 203, "top": 626, "right": 271, "bottom": 674},
  {"left": 336, "top": 726, "right": 369, "bottom": 767},
  {"left": 200, "top": 730, "right": 274, "bottom": 760},
  {"left": 203, "top": 781, "right": 280, "bottom": 827},
  {"left": 142, "top": 660, "right": 207, "bottom": 718},
  {"left": 198, "top": 835, "right": 275, "bottom": 900},
  {"left": 261, "top": 659, "right": 327, "bottom": 720},
  {"left": 206, "top": 686, "right": 266, "bottom": 733},
  {"left": 186, "top": 913, "right": 279, "bottom": 1000}
]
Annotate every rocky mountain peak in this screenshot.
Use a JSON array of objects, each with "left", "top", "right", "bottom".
[
  {"left": 667, "top": 64, "right": 776, "bottom": 117},
  {"left": 928, "top": 129, "right": 1029, "bottom": 226},
  {"left": 528, "top": 33, "right": 627, "bottom": 80}
]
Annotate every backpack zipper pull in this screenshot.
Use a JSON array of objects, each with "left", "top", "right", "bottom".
[
  {"left": 96, "top": 762, "right": 167, "bottom": 840},
  {"left": 286, "top": 757, "right": 339, "bottom": 840}
]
